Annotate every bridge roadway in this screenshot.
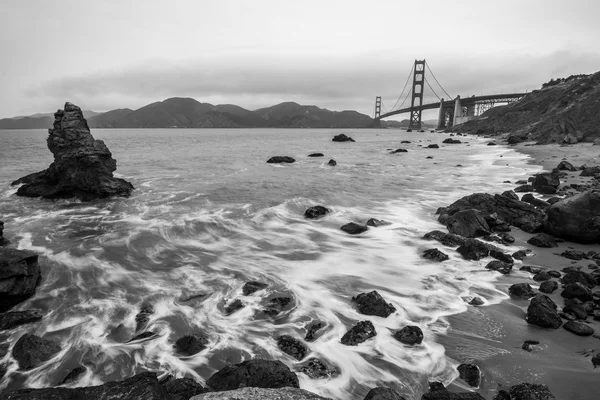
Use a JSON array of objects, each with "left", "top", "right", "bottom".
[{"left": 378, "top": 92, "right": 528, "bottom": 120}]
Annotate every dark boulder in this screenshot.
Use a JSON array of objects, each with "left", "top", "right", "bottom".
[
  {"left": 174, "top": 333, "right": 208, "bottom": 356},
  {"left": 422, "top": 248, "right": 449, "bottom": 262},
  {"left": 557, "top": 160, "right": 578, "bottom": 171},
  {"left": 328, "top": 159, "right": 337, "bottom": 166},
  {"left": 277, "top": 335, "right": 308, "bottom": 361},
  {"left": 501, "top": 190, "right": 519, "bottom": 200},
  {"left": 263, "top": 296, "right": 292, "bottom": 316},
  {"left": 0, "top": 248, "right": 42, "bottom": 312},
  {"left": 367, "top": 218, "right": 392, "bottom": 227},
  {"left": 401, "top": 140, "right": 411, "bottom": 143},
  {"left": 427, "top": 144, "right": 440, "bottom": 148},
  {"left": 12, "top": 333, "right": 61, "bottom": 370},
  {"left": 532, "top": 173, "right": 560, "bottom": 194},
  {"left": 561, "top": 271, "right": 596, "bottom": 288},
  {"left": 242, "top": 281, "right": 269, "bottom": 296},
  {"left": 580, "top": 166, "right": 600, "bottom": 177},
  {"left": 521, "top": 194, "right": 550, "bottom": 210},
  {"left": 469, "top": 297, "right": 485, "bottom": 306},
  {"left": 11, "top": 103, "right": 133, "bottom": 201},
  {"left": 443, "top": 209, "right": 491, "bottom": 238},
  {"left": 299, "top": 358, "right": 338, "bottom": 379},
  {"left": 393, "top": 325, "right": 423, "bottom": 345},
  {"left": 544, "top": 190, "right": 600, "bottom": 244},
  {"left": 442, "top": 138, "right": 462, "bottom": 144},
  {"left": 509, "top": 284, "right": 535, "bottom": 299},
  {"left": 563, "top": 321, "right": 594, "bottom": 336},
  {"left": 563, "top": 302, "right": 587, "bottom": 320},
  {"left": 457, "top": 363, "right": 481, "bottom": 387},
  {"left": 332, "top": 134, "right": 355, "bottom": 142},
  {"left": 308, "top": 153, "right": 324, "bottom": 157},
  {"left": 547, "top": 270, "right": 561, "bottom": 278},
  {"left": 340, "top": 222, "right": 368, "bottom": 235},
  {"left": 512, "top": 250, "right": 528, "bottom": 260},
  {"left": 561, "top": 282, "right": 593, "bottom": 301},
  {"left": 352, "top": 290, "right": 396, "bottom": 318},
  {"left": 423, "top": 230, "right": 466, "bottom": 247},
  {"left": 59, "top": 366, "right": 87, "bottom": 385},
  {"left": 224, "top": 299, "right": 245, "bottom": 315},
  {"left": 539, "top": 281, "right": 558, "bottom": 294},
  {"left": 390, "top": 148, "right": 408, "bottom": 153},
  {"left": 527, "top": 233, "right": 557, "bottom": 248},
  {"left": 304, "top": 206, "right": 330, "bottom": 219},
  {"left": 364, "top": 387, "right": 407, "bottom": 400},
  {"left": 421, "top": 382, "right": 485, "bottom": 400},
  {"left": 533, "top": 271, "right": 551, "bottom": 282},
  {"left": 489, "top": 250, "right": 513, "bottom": 264},
  {"left": 560, "top": 249, "right": 587, "bottom": 260},
  {"left": 0, "top": 309, "right": 43, "bottom": 330},
  {"left": 508, "top": 383, "right": 555, "bottom": 400},
  {"left": 485, "top": 261, "right": 512, "bottom": 274},
  {"left": 135, "top": 302, "right": 154, "bottom": 332},
  {"left": 456, "top": 239, "right": 492, "bottom": 261},
  {"left": 341, "top": 320, "right": 376, "bottom": 345},
  {"left": 267, "top": 156, "right": 295, "bottom": 164},
  {"left": 526, "top": 294, "right": 562, "bottom": 329},
  {"left": 163, "top": 377, "right": 206, "bottom": 400},
  {"left": 206, "top": 359, "right": 299, "bottom": 390},
  {"left": 305, "top": 321, "right": 324, "bottom": 341},
  {"left": 514, "top": 184, "right": 534, "bottom": 192}
]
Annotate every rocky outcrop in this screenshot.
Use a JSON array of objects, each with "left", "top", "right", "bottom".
[
  {"left": 0, "top": 247, "right": 42, "bottom": 312},
  {"left": 190, "top": 387, "right": 331, "bottom": 400},
  {"left": 526, "top": 294, "right": 562, "bottom": 329},
  {"left": 11, "top": 103, "right": 133, "bottom": 201},
  {"left": 206, "top": 359, "right": 299, "bottom": 391},
  {"left": 527, "top": 233, "right": 558, "bottom": 248},
  {"left": 509, "top": 283, "right": 536, "bottom": 298},
  {"left": 443, "top": 209, "right": 490, "bottom": 238},
  {"left": 352, "top": 290, "right": 396, "bottom": 318},
  {"left": 422, "top": 248, "right": 449, "bottom": 262},
  {"left": 423, "top": 230, "right": 466, "bottom": 247},
  {"left": 532, "top": 173, "right": 560, "bottom": 194},
  {"left": 544, "top": 190, "right": 600, "bottom": 244}
]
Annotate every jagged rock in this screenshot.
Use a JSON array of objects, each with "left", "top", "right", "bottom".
[
  {"left": 367, "top": 218, "right": 391, "bottom": 227},
  {"left": 533, "top": 271, "right": 551, "bottom": 282},
  {"left": 561, "top": 282, "right": 593, "bottom": 301},
  {"left": 12, "top": 333, "right": 61, "bottom": 370},
  {"left": 304, "top": 206, "right": 330, "bottom": 219},
  {"left": 3, "top": 372, "right": 170, "bottom": 399},
  {"left": 340, "top": 222, "right": 368, "bottom": 235},
  {"left": 267, "top": 156, "right": 295, "bottom": 163},
  {"left": 0, "top": 248, "right": 41, "bottom": 312},
  {"left": 11, "top": 103, "right": 133, "bottom": 201},
  {"left": 190, "top": 387, "right": 329, "bottom": 400},
  {"left": 393, "top": 325, "right": 423, "bottom": 345},
  {"left": 521, "top": 194, "right": 551, "bottom": 210},
  {"left": 206, "top": 359, "right": 299, "bottom": 390},
  {"left": 443, "top": 209, "right": 491, "bottom": 238},
  {"left": 332, "top": 134, "right": 355, "bottom": 142},
  {"left": 421, "top": 382, "right": 485, "bottom": 399},
  {"left": 174, "top": 333, "right": 208, "bottom": 356},
  {"left": 422, "top": 248, "right": 449, "bottom": 262},
  {"left": 501, "top": 190, "right": 519, "bottom": 200},
  {"left": 352, "top": 290, "right": 396, "bottom": 317},
  {"left": 299, "top": 358, "right": 338, "bottom": 379},
  {"left": 134, "top": 302, "right": 154, "bottom": 332},
  {"left": 456, "top": 239, "right": 492, "bottom": 261},
  {"left": 263, "top": 296, "right": 292, "bottom": 316},
  {"left": 59, "top": 366, "right": 87, "bottom": 385},
  {"left": 561, "top": 270, "right": 596, "bottom": 287},
  {"left": 526, "top": 294, "right": 562, "bottom": 329},
  {"left": 243, "top": 281, "right": 269, "bottom": 295},
  {"left": 0, "top": 309, "right": 43, "bottom": 330},
  {"left": 305, "top": 321, "right": 324, "bottom": 341},
  {"left": 308, "top": 153, "right": 324, "bottom": 157},
  {"left": 469, "top": 297, "right": 485, "bottom": 306},
  {"left": 544, "top": 190, "right": 600, "bottom": 244},
  {"left": 508, "top": 383, "right": 555, "bottom": 400},
  {"left": 510, "top": 283, "right": 537, "bottom": 300},
  {"left": 489, "top": 250, "right": 514, "bottom": 264},
  {"left": 457, "top": 363, "right": 481, "bottom": 387},
  {"left": 560, "top": 249, "right": 587, "bottom": 260},
  {"left": 364, "top": 387, "right": 407, "bottom": 400},
  {"left": 423, "top": 230, "right": 466, "bottom": 247},
  {"left": 532, "top": 173, "right": 560, "bottom": 194},
  {"left": 277, "top": 335, "right": 308, "bottom": 360},
  {"left": 328, "top": 159, "right": 337, "bottom": 166},
  {"left": 539, "top": 281, "right": 558, "bottom": 294},
  {"left": 485, "top": 261, "right": 512, "bottom": 274},
  {"left": 163, "top": 377, "right": 207, "bottom": 400},
  {"left": 341, "top": 320, "right": 376, "bottom": 345},
  {"left": 527, "top": 233, "right": 558, "bottom": 248},
  {"left": 514, "top": 184, "right": 534, "bottom": 192}
]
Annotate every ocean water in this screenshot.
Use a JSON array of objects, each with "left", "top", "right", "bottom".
[{"left": 0, "top": 128, "right": 541, "bottom": 398}]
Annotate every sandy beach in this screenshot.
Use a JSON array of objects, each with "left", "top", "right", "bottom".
[{"left": 438, "top": 139, "right": 600, "bottom": 399}]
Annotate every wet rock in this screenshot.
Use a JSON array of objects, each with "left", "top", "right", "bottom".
[
  {"left": 206, "top": 359, "right": 299, "bottom": 390},
  {"left": 127, "top": 331, "right": 156, "bottom": 342},
  {"left": 11, "top": 103, "right": 133, "bottom": 201},
  {"left": 512, "top": 250, "right": 528, "bottom": 260},
  {"left": 364, "top": 387, "right": 407, "bottom": 400},
  {"left": 174, "top": 333, "right": 208, "bottom": 356},
  {"left": 539, "top": 281, "right": 558, "bottom": 294},
  {"left": 12, "top": 333, "right": 61, "bottom": 370},
  {"left": 494, "top": 390, "right": 511, "bottom": 400},
  {"left": 500, "top": 233, "right": 515, "bottom": 243},
  {"left": 401, "top": 140, "right": 411, "bottom": 143},
  {"left": 527, "top": 233, "right": 558, "bottom": 248},
  {"left": 299, "top": 358, "right": 338, "bottom": 379},
  {"left": 332, "top": 134, "right": 355, "bottom": 142},
  {"left": 442, "top": 138, "right": 461, "bottom": 144},
  {"left": 532, "top": 173, "right": 560, "bottom": 194},
  {"left": 267, "top": 156, "right": 295, "bottom": 163},
  {"left": 561, "top": 270, "right": 596, "bottom": 287},
  {"left": 263, "top": 296, "right": 293, "bottom": 316},
  {"left": 304, "top": 206, "right": 330, "bottom": 219},
  {"left": 580, "top": 166, "right": 600, "bottom": 177},
  {"left": 508, "top": 383, "right": 555, "bottom": 400},
  {"left": 393, "top": 325, "right": 423, "bottom": 345},
  {"left": 485, "top": 261, "right": 512, "bottom": 274},
  {"left": 489, "top": 250, "right": 513, "bottom": 264},
  {"left": 422, "top": 248, "right": 449, "bottom": 262},
  {"left": 421, "top": 382, "right": 485, "bottom": 399},
  {"left": 526, "top": 294, "right": 562, "bottom": 329},
  {"left": 277, "top": 335, "right": 308, "bottom": 360},
  {"left": 520, "top": 266, "right": 542, "bottom": 274},
  {"left": 557, "top": 160, "right": 577, "bottom": 171},
  {"left": 352, "top": 290, "right": 396, "bottom": 318},
  {"left": 456, "top": 239, "right": 491, "bottom": 261},
  {"left": 547, "top": 270, "right": 561, "bottom": 278},
  {"left": 163, "top": 377, "right": 207, "bottom": 400},
  {"left": 340, "top": 222, "right": 368, "bottom": 235},
  {"left": 544, "top": 190, "right": 600, "bottom": 244},
  {"left": 563, "top": 320, "right": 594, "bottom": 336},
  {"left": 515, "top": 184, "right": 534, "bottom": 192},
  {"left": 341, "top": 320, "right": 376, "bottom": 345},
  {"left": 560, "top": 249, "right": 587, "bottom": 260},
  {"left": 423, "top": 230, "right": 466, "bottom": 247},
  {"left": 457, "top": 363, "right": 481, "bottom": 387},
  {"left": 0, "top": 220, "right": 8, "bottom": 246},
  {"left": 305, "top": 321, "right": 325, "bottom": 342},
  {"left": 563, "top": 302, "right": 587, "bottom": 320},
  {"left": 59, "top": 366, "right": 87, "bottom": 385},
  {"left": 501, "top": 190, "right": 519, "bottom": 200},
  {"left": 328, "top": 159, "right": 337, "bottom": 166},
  {"left": 533, "top": 271, "right": 551, "bottom": 282},
  {"left": 243, "top": 281, "right": 269, "bottom": 296},
  {"left": 0, "top": 248, "right": 42, "bottom": 312},
  {"left": 561, "top": 282, "right": 593, "bottom": 301},
  {"left": 224, "top": 299, "right": 245, "bottom": 314},
  {"left": 135, "top": 302, "right": 154, "bottom": 332},
  {"left": 469, "top": 297, "right": 485, "bottom": 306},
  {"left": 367, "top": 218, "right": 392, "bottom": 227},
  {"left": 444, "top": 209, "right": 491, "bottom": 238},
  {"left": 3, "top": 372, "right": 170, "bottom": 399},
  {"left": 390, "top": 148, "right": 408, "bottom": 153},
  {"left": 0, "top": 309, "right": 43, "bottom": 330},
  {"left": 308, "top": 153, "right": 324, "bottom": 157},
  {"left": 190, "top": 387, "right": 329, "bottom": 399},
  {"left": 427, "top": 144, "right": 439, "bottom": 148}
]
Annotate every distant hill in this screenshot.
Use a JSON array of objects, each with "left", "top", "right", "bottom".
[
  {"left": 2, "top": 98, "right": 375, "bottom": 129},
  {"left": 381, "top": 119, "right": 436, "bottom": 129},
  {"left": 0, "top": 110, "right": 101, "bottom": 129}
]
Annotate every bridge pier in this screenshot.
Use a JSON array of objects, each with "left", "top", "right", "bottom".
[
  {"left": 452, "top": 95, "right": 461, "bottom": 127},
  {"left": 436, "top": 98, "right": 445, "bottom": 130}
]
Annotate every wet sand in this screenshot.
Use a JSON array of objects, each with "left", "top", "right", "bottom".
[{"left": 437, "top": 139, "right": 600, "bottom": 399}]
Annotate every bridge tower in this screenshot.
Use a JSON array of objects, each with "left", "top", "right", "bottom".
[
  {"left": 373, "top": 96, "right": 382, "bottom": 128},
  {"left": 408, "top": 59, "right": 426, "bottom": 130}
]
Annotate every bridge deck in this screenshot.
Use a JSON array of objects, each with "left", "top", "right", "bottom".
[{"left": 378, "top": 92, "right": 528, "bottom": 120}]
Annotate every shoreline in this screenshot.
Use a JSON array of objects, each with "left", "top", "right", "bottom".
[{"left": 437, "top": 137, "right": 600, "bottom": 399}]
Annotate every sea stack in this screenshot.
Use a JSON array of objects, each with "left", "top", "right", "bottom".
[{"left": 12, "top": 102, "right": 133, "bottom": 201}]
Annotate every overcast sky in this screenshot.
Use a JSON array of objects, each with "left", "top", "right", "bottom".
[{"left": 1, "top": 0, "right": 599, "bottom": 119}]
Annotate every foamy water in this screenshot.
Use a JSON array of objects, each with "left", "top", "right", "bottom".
[{"left": 0, "top": 128, "right": 541, "bottom": 398}]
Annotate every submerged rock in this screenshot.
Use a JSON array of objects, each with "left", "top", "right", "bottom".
[
  {"left": 327, "top": 159, "right": 337, "bottom": 166},
  {"left": 544, "top": 190, "right": 600, "bottom": 244},
  {"left": 393, "top": 325, "right": 423, "bottom": 345},
  {"left": 11, "top": 103, "right": 133, "bottom": 201},
  {"left": 423, "top": 230, "right": 467, "bottom": 247},
  {"left": 174, "top": 333, "right": 208, "bottom": 356},
  {"left": 340, "top": 320, "right": 376, "bottom": 345},
  {"left": 267, "top": 156, "right": 296, "bottom": 164},
  {"left": 526, "top": 294, "right": 562, "bottom": 329},
  {"left": 340, "top": 222, "right": 368, "bottom": 235},
  {"left": 0, "top": 309, "right": 43, "bottom": 330},
  {"left": 190, "top": 387, "right": 329, "bottom": 400},
  {"left": 352, "top": 290, "right": 396, "bottom": 318},
  {"left": 304, "top": 206, "right": 330, "bottom": 219},
  {"left": 367, "top": 218, "right": 392, "bottom": 227},
  {"left": 299, "top": 358, "right": 338, "bottom": 380},
  {"left": 422, "top": 248, "right": 449, "bottom": 262},
  {"left": 206, "top": 359, "right": 299, "bottom": 390},
  {"left": 457, "top": 363, "right": 481, "bottom": 387},
  {"left": 332, "top": 134, "right": 355, "bottom": 142},
  {"left": 427, "top": 144, "right": 439, "bottom": 149},
  {"left": 12, "top": 333, "right": 61, "bottom": 370},
  {"left": 364, "top": 387, "right": 407, "bottom": 400},
  {"left": 59, "top": 366, "right": 87, "bottom": 385},
  {"left": 308, "top": 153, "right": 324, "bottom": 157},
  {"left": 508, "top": 382, "right": 556, "bottom": 400},
  {"left": 509, "top": 283, "right": 536, "bottom": 298},
  {"left": 263, "top": 296, "right": 293, "bottom": 316},
  {"left": 224, "top": 299, "right": 245, "bottom": 314},
  {"left": 277, "top": 335, "right": 308, "bottom": 360},
  {"left": 305, "top": 321, "right": 325, "bottom": 342},
  {"left": 0, "top": 248, "right": 42, "bottom": 312},
  {"left": 134, "top": 301, "right": 154, "bottom": 332},
  {"left": 242, "top": 281, "right": 269, "bottom": 295}
]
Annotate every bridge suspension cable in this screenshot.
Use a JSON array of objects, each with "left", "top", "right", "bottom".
[
  {"left": 425, "top": 62, "right": 453, "bottom": 100},
  {"left": 424, "top": 77, "right": 441, "bottom": 101},
  {"left": 388, "top": 63, "right": 415, "bottom": 112}
]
